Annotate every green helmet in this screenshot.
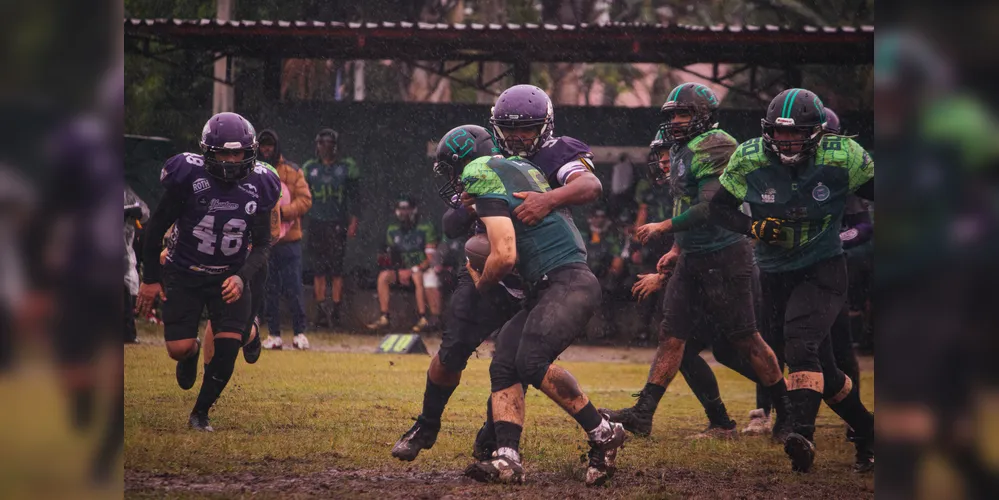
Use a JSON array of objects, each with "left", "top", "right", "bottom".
[
  {"left": 762, "top": 88, "right": 826, "bottom": 165},
  {"left": 659, "top": 83, "right": 720, "bottom": 143}
]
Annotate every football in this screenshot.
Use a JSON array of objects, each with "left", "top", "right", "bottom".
[{"left": 464, "top": 233, "right": 491, "bottom": 272}]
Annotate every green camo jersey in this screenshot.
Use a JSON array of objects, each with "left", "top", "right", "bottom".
[
  {"left": 720, "top": 135, "right": 875, "bottom": 272},
  {"left": 303, "top": 157, "right": 360, "bottom": 223},
  {"left": 461, "top": 155, "right": 586, "bottom": 282},
  {"left": 670, "top": 128, "right": 745, "bottom": 254},
  {"left": 386, "top": 221, "right": 437, "bottom": 268}
]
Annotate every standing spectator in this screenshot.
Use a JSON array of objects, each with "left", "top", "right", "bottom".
[
  {"left": 366, "top": 197, "right": 440, "bottom": 332},
  {"left": 303, "top": 129, "right": 359, "bottom": 328},
  {"left": 258, "top": 129, "right": 313, "bottom": 350},
  {"left": 608, "top": 153, "right": 637, "bottom": 219},
  {"left": 584, "top": 206, "right": 627, "bottom": 340},
  {"left": 124, "top": 186, "right": 149, "bottom": 343}
]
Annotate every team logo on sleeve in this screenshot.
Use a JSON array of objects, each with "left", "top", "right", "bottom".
[
  {"left": 812, "top": 182, "right": 830, "bottom": 202},
  {"left": 245, "top": 201, "right": 257, "bottom": 214},
  {"left": 193, "top": 178, "right": 211, "bottom": 194},
  {"left": 239, "top": 183, "right": 259, "bottom": 198}
]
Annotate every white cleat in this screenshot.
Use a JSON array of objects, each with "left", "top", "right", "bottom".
[
  {"left": 741, "top": 408, "right": 772, "bottom": 435},
  {"left": 292, "top": 333, "right": 310, "bottom": 350},
  {"left": 261, "top": 336, "right": 283, "bottom": 350}
]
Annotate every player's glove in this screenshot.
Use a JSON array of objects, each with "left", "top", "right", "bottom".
[{"left": 750, "top": 217, "right": 783, "bottom": 243}]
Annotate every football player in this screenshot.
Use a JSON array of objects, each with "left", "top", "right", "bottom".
[
  {"left": 601, "top": 84, "right": 790, "bottom": 442},
  {"left": 664, "top": 88, "right": 876, "bottom": 473},
  {"left": 136, "top": 112, "right": 281, "bottom": 432},
  {"left": 391, "top": 87, "right": 604, "bottom": 464},
  {"left": 437, "top": 124, "right": 626, "bottom": 487}
]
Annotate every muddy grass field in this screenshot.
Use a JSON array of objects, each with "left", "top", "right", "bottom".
[{"left": 125, "top": 328, "right": 875, "bottom": 499}]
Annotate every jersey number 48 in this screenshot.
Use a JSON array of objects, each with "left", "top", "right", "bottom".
[{"left": 193, "top": 215, "right": 246, "bottom": 256}]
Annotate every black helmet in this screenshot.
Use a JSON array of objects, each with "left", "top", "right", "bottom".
[
  {"left": 200, "top": 112, "right": 258, "bottom": 182},
  {"left": 659, "top": 83, "right": 720, "bottom": 143},
  {"left": 762, "top": 88, "right": 826, "bottom": 165},
  {"left": 646, "top": 129, "right": 672, "bottom": 183},
  {"left": 490, "top": 84, "right": 554, "bottom": 157},
  {"left": 433, "top": 124, "right": 498, "bottom": 208}
]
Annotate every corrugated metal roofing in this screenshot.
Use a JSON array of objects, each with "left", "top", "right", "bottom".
[
  {"left": 125, "top": 18, "right": 874, "bottom": 33},
  {"left": 124, "top": 18, "right": 873, "bottom": 66}
]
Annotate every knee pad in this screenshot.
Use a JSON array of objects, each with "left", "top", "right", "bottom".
[
  {"left": 489, "top": 358, "right": 519, "bottom": 393},
  {"left": 784, "top": 338, "right": 822, "bottom": 373},
  {"left": 514, "top": 354, "right": 550, "bottom": 390},
  {"left": 423, "top": 269, "right": 439, "bottom": 289}
]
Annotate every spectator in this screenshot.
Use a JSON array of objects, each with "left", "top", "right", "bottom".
[
  {"left": 124, "top": 186, "right": 149, "bottom": 344},
  {"left": 303, "top": 128, "right": 359, "bottom": 328},
  {"left": 366, "top": 197, "right": 441, "bottom": 333},
  {"left": 258, "top": 129, "right": 313, "bottom": 350},
  {"left": 584, "top": 206, "right": 627, "bottom": 340},
  {"left": 608, "top": 153, "right": 637, "bottom": 219}
]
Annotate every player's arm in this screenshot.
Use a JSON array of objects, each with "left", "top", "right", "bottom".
[
  {"left": 514, "top": 158, "right": 602, "bottom": 225},
  {"left": 235, "top": 211, "right": 272, "bottom": 284},
  {"left": 141, "top": 188, "right": 186, "bottom": 284},
  {"left": 477, "top": 207, "right": 517, "bottom": 293}
]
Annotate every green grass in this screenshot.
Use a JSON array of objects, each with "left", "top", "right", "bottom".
[{"left": 125, "top": 330, "right": 875, "bottom": 498}]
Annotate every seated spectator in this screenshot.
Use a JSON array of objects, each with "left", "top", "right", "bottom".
[
  {"left": 257, "top": 129, "right": 314, "bottom": 350},
  {"left": 366, "top": 197, "right": 441, "bottom": 333}
]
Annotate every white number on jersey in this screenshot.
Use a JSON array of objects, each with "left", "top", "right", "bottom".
[
  {"left": 184, "top": 153, "right": 204, "bottom": 166},
  {"left": 193, "top": 215, "right": 246, "bottom": 256}
]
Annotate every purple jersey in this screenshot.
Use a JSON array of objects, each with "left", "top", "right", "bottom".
[
  {"left": 161, "top": 153, "right": 280, "bottom": 276},
  {"left": 525, "top": 136, "right": 594, "bottom": 188}
]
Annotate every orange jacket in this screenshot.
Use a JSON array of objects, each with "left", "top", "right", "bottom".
[{"left": 273, "top": 156, "right": 312, "bottom": 243}]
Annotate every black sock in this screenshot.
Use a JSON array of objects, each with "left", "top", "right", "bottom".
[
  {"left": 419, "top": 375, "right": 455, "bottom": 426},
  {"left": 193, "top": 338, "right": 241, "bottom": 415},
  {"left": 71, "top": 387, "right": 95, "bottom": 431},
  {"left": 787, "top": 388, "right": 823, "bottom": 442},
  {"left": 765, "top": 378, "right": 789, "bottom": 419},
  {"left": 493, "top": 421, "right": 523, "bottom": 452},
  {"left": 636, "top": 383, "right": 666, "bottom": 413},
  {"left": 572, "top": 402, "right": 604, "bottom": 433},
  {"left": 703, "top": 397, "right": 734, "bottom": 428},
  {"left": 756, "top": 383, "right": 773, "bottom": 416},
  {"left": 826, "top": 383, "right": 873, "bottom": 437}
]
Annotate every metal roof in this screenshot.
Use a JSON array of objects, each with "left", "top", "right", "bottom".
[{"left": 125, "top": 18, "right": 873, "bottom": 66}]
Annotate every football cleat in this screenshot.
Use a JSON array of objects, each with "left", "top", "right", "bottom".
[
  {"left": 391, "top": 417, "right": 440, "bottom": 462},
  {"left": 742, "top": 408, "right": 772, "bottom": 435},
  {"left": 242, "top": 319, "right": 262, "bottom": 363},
  {"left": 188, "top": 411, "right": 214, "bottom": 432},
  {"left": 784, "top": 432, "right": 816, "bottom": 473},
  {"left": 584, "top": 443, "right": 615, "bottom": 487},
  {"left": 176, "top": 339, "right": 201, "bottom": 390},
  {"left": 464, "top": 452, "right": 525, "bottom": 484},
  {"left": 852, "top": 433, "right": 875, "bottom": 473},
  {"left": 599, "top": 404, "right": 653, "bottom": 437}
]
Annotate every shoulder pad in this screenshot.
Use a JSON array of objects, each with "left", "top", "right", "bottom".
[
  {"left": 160, "top": 153, "right": 204, "bottom": 190},
  {"left": 250, "top": 163, "right": 283, "bottom": 211},
  {"left": 461, "top": 156, "right": 507, "bottom": 197}
]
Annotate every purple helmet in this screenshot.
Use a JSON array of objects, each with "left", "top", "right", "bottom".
[
  {"left": 200, "top": 112, "right": 258, "bottom": 182},
  {"left": 490, "top": 84, "right": 554, "bottom": 157},
  {"left": 822, "top": 107, "right": 841, "bottom": 134}
]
